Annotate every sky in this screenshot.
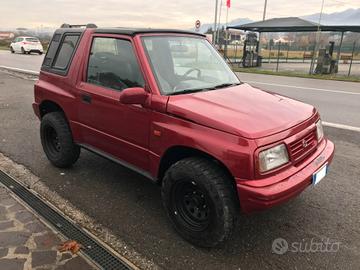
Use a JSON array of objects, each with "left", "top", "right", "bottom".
[{"left": 0, "top": 0, "right": 358, "bottom": 29}]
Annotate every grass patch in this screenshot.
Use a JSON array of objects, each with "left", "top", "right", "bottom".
[{"left": 233, "top": 67, "right": 360, "bottom": 83}]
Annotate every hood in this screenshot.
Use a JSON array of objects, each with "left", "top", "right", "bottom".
[{"left": 167, "top": 83, "right": 316, "bottom": 139}]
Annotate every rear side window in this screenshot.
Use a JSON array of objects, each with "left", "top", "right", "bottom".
[
  {"left": 43, "top": 34, "right": 61, "bottom": 67},
  {"left": 25, "top": 38, "right": 39, "bottom": 42},
  {"left": 53, "top": 35, "right": 80, "bottom": 70},
  {"left": 86, "top": 37, "right": 144, "bottom": 91}
]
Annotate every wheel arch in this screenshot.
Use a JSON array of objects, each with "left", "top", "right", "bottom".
[
  {"left": 39, "top": 100, "right": 65, "bottom": 118},
  {"left": 158, "top": 145, "right": 235, "bottom": 187}
]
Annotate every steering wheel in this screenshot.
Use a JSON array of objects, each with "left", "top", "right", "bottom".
[{"left": 183, "top": 68, "right": 201, "bottom": 79}]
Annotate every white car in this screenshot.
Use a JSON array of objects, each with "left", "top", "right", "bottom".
[{"left": 10, "top": 36, "right": 44, "bottom": 55}]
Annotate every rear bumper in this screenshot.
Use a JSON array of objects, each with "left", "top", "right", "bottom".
[
  {"left": 236, "top": 138, "right": 335, "bottom": 213},
  {"left": 27, "top": 49, "right": 43, "bottom": 53},
  {"left": 24, "top": 46, "right": 43, "bottom": 53}
]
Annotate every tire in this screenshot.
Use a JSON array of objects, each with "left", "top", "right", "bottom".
[
  {"left": 21, "top": 47, "right": 26, "bottom": 54},
  {"left": 38, "top": 52, "right": 43, "bottom": 55},
  {"left": 161, "top": 157, "right": 237, "bottom": 247},
  {"left": 10, "top": 47, "right": 14, "bottom": 53},
  {"left": 40, "top": 112, "right": 80, "bottom": 168}
]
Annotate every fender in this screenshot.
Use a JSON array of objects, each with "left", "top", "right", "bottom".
[{"left": 149, "top": 111, "right": 257, "bottom": 180}]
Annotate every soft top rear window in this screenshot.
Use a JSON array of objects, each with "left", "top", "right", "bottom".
[{"left": 52, "top": 35, "right": 80, "bottom": 70}]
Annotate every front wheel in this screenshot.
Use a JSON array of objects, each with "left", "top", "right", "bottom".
[
  {"left": 21, "top": 47, "right": 26, "bottom": 54},
  {"left": 40, "top": 112, "right": 80, "bottom": 168},
  {"left": 161, "top": 157, "right": 238, "bottom": 247},
  {"left": 10, "top": 47, "right": 14, "bottom": 53}
]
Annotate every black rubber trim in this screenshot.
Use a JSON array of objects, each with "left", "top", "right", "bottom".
[
  {"left": 0, "top": 170, "right": 133, "bottom": 270},
  {"left": 80, "top": 144, "right": 157, "bottom": 182}
]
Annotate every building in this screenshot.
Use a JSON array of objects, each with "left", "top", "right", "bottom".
[{"left": 0, "top": 32, "right": 15, "bottom": 40}]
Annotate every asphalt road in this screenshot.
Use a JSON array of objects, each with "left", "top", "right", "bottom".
[
  {"left": 0, "top": 71, "right": 359, "bottom": 269},
  {"left": 0, "top": 50, "right": 44, "bottom": 71}
]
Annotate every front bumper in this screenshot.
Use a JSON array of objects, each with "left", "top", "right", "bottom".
[{"left": 236, "top": 138, "right": 335, "bottom": 213}]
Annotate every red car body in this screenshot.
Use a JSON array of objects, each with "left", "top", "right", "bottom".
[{"left": 33, "top": 28, "right": 334, "bottom": 214}]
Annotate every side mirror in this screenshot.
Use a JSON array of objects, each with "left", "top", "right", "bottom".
[{"left": 119, "top": 87, "right": 148, "bottom": 105}]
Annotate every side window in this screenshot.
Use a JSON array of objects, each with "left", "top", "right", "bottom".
[
  {"left": 42, "top": 34, "right": 62, "bottom": 67},
  {"left": 53, "top": 35, "right": 80, "bottom": 70},
  {"left": 87, "top": 37, "right": 144, "bottom": 91}
]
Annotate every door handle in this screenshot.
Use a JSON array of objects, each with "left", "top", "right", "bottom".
[{"left": 81, "top": 93, "right": 92, "bottom": 104}]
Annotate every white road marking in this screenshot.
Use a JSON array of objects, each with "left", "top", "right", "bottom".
[
  {"left": 0, "top": 66, "right": 39, "bottom": 76},
  {"left": 323, "top": 122, "right": 360, "bottom": 133},
  {"left": 245, "top": 81, "right": 360, "bottom": 96}
]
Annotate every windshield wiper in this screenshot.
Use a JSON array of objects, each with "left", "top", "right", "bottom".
[
  {"left": 168, "top": 82, "right": 242, "bottom": 96},
  {"left": 168, "top": 88, "right": 206, "bottom": 96},
  {"left": 209, "top": 82, "right": 242, "bottom": 90}
]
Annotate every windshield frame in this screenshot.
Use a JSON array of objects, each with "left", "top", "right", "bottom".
[{"left": 140, "top": 34, "right": 240, "bottom": 96}]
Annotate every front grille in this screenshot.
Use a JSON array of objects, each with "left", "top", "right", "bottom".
[{"left": 289, "top": 130, "right": 317, "bottom": 163}]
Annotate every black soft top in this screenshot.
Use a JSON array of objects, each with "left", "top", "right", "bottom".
[
  {"left": 94, "top": 28, "right": 205, "bottom": 37},
  {"left": 55, "top": 24, "right": 205, "bottom": 37}
]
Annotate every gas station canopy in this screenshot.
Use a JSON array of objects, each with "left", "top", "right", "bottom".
[{"left": 227, "top": 17, "right": 360, "bottom": 33}]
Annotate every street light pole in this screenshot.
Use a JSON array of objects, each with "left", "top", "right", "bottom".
[
  {"left": 258, "top": 0, "right": 267, "bottom": 55},
  {"left": 263, "top": 0, "right": 268, "bottom": 21},
  {"left": 213, "top": 0, "right": 219, "bottom": 45},
  {"left": 309, "top": 0, "right": 325, "bottom": 74},
  {"left": 216, "top": 0, "right": 223, "bottom": 45}
]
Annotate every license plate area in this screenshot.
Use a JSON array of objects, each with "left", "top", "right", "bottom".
[{"left": 312, "top": 163, "right": 328, "bottom": 185}]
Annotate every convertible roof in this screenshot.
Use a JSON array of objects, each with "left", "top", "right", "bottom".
[
  {"left": 95, "top": 28, "right": 206, "bottom": 37},
  {"left": 58, "top": 24, "right": 206, "bottom": 37},
  {"left": 228, "top": 17, "right": 360, "bottom": 33}
]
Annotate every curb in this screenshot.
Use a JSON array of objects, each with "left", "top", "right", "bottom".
[{"left": 0, "top": 66, "right": 40, "bottom": 76}]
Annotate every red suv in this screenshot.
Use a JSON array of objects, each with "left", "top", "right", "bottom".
[{"left": 33, "top": 24, "right": 335, "bottom": 247}]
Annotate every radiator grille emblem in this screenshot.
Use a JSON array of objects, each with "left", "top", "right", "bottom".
[{"left": 302, "top": 139, "right": 308, "bottom": 148}]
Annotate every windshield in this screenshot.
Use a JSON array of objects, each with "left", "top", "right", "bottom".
[{"left": 142, "top": 36, "right": 240, "bottom": 95}]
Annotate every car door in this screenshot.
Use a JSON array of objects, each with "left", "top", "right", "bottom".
[{"left": 75, "top": 35, "right": 151, "bottom": 173}]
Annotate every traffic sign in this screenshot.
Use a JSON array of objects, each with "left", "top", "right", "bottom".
[{"left": 195, "top": 20, "right": 201, "bottom": 31}]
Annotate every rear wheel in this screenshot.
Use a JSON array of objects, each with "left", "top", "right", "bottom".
[
  {"left": 161, "top": 157, "right": 237, "bottom": 247},
  {"left": 40, "top": 112, "right": 80, "bottom": 168},
  {"left": 38, "top": 51, "right": 43, "bottom": 55},
  {"left": 10, "top": 47, "right": 14, "bottom": 53}
]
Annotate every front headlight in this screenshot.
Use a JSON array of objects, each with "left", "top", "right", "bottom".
[
  {"left": 259, "top": 144, "right": 289, "bottom": 173},
  {"left": 316, "top": 120, "right": 324, "bottom": 141}
]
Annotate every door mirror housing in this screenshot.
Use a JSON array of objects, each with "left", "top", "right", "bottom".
[{"left": 119, "top": 87, "right": 148, "bottom": 105}]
